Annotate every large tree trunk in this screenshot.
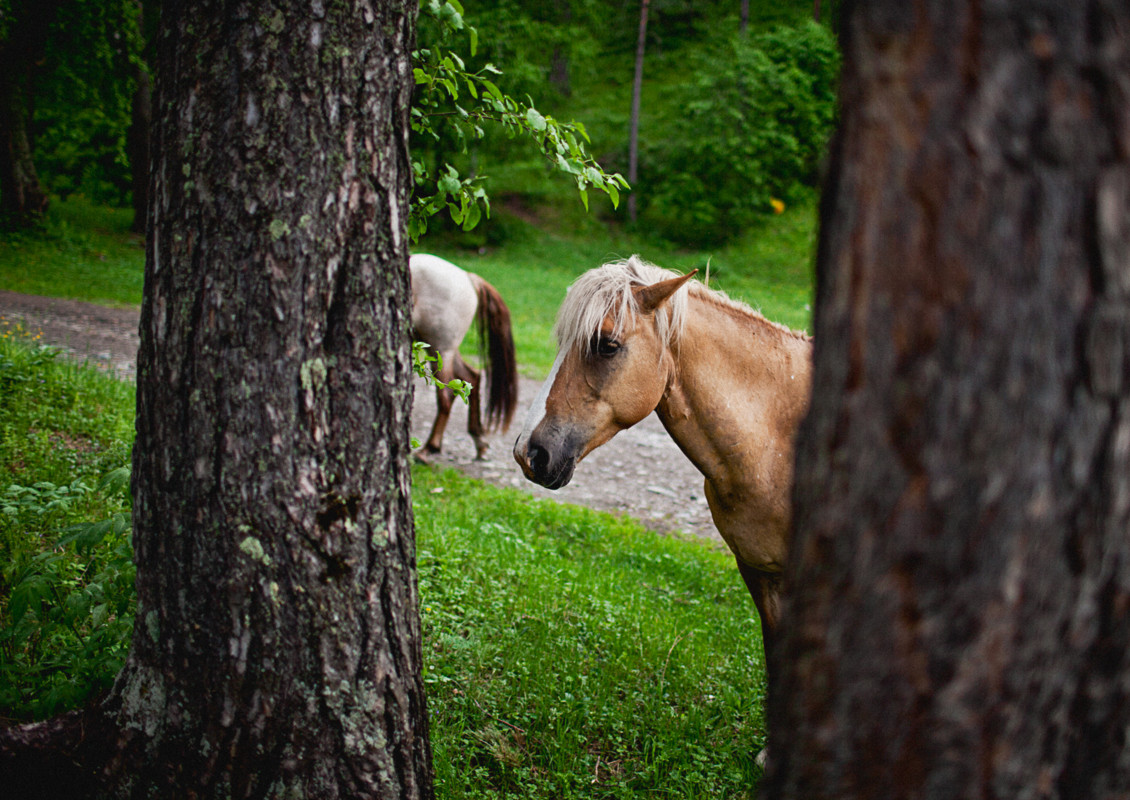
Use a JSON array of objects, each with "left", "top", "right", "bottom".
[
  {"left": 0, "top": 0, "right": 430, "bottom": 797},
  {"left": 0, "top": 0, "right": 63, "bottom": 225},
  {"left": 766, "top": 1, "right": 1130, "bottom": 797}
]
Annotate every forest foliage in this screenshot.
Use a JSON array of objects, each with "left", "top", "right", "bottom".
[{"left": 3, "top": 0, "right": 839, "bottom": 247}]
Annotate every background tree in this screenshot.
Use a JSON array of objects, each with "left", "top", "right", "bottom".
[
  {"left": 126, "top": 0, "right": 158, "bottom": 233},
  {"left": 627, "top": 0, "right": 649, "bottom": 222},
  {"left": 0, "top": 0, "right": 65, "bottom": 223},
  {"left": 0, "top": 0, "right": 432, "bottom": 796},
  {"left": 766, "top": 1, "right": 1130, "bottom": 797}
]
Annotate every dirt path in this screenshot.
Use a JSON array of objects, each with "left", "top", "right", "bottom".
[{"left": 0, "top": 291, "right": 722, "bottom": 547}]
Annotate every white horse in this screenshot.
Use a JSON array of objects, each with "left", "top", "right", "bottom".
[{"left": 410, "top": 254, "right": 518, "bottom": 459}]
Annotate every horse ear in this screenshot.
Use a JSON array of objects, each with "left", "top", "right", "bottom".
[{"left": 634, "top": 270, "right": 697, "bottom": 313}]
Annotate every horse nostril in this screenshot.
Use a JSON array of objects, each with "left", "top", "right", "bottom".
[{"left": 527, "top": 441, "right": 550, "bottom": 477}]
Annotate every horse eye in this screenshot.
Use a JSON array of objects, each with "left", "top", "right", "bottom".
[{"left": 596, "top": 337, "right": 621, "bottom": 358}]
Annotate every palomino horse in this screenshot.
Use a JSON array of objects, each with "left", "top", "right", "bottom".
[
  {"left": 411, "top": 253, "right": 518, "bottom": 459},
  {"left": 513, "top": 255, "right": 811, "bottom": 670}
]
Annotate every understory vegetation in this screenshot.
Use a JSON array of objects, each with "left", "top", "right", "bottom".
[{"left": 0, "top": 322, "right": 135, "bottom": 719}]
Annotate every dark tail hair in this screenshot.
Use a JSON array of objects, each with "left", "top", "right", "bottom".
[{"left": 474, "top": 276, "right": 519, "bottom": 432}]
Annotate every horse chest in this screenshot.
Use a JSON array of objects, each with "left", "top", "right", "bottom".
[{"left": 703, "top": 477, "right": 789, "bottom": 573}]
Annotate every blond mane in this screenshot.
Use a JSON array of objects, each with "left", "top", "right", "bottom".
[{"left": 554, "top": 255, "right": 808, "bottom": 354}]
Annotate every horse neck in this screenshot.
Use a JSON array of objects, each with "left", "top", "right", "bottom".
[{"left": 655, "top": 292, "right": 811, "bottom": 487}]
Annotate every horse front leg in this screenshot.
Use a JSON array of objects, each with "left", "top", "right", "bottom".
[
  {"left": 453, "top": 355, "right": 487, "bottom": 459},
  {"left": 736, "top": 559, "right": 783, "bottom": 770},
  {"left": 419, "top": 384, "right": 454, "bottom": 461},
  {"left": 418, "top": 353, "right": 457, "bottom": 461}
]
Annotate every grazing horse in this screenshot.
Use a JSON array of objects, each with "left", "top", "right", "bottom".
[
  {"left": 513, "top": 255, "right": 811, "bottom": 669},
  {"left": 411, "top": 253, "right": 518, "bottom": 460}
]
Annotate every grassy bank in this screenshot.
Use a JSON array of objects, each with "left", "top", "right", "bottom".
[{"left": 0, "top": 198, "right": 144, "bottom": 307}]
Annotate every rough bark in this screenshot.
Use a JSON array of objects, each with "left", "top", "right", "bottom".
[
  {"left": 0, "top": 0, "right": 430, "bottom": 797},
  {"left": 766, "top": 1, "right": 1130, "bottom": 797},
  {"left": 0, "top": 0, "right": 63, "bottom": 224}
]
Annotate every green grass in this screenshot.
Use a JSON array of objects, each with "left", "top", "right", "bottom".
[
  {"left": 0, "top": 196, "right": 144, "bottom": 306},
  {"left": 417, "top": 465, "right": 766, "bottom": 798}
]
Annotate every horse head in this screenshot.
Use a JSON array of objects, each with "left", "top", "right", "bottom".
[{"left": 514, "top": 259, "right": 696, "bottom": 489}]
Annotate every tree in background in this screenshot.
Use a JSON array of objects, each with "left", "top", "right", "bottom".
[
  {"left": 767, "top": 1, "right": 1130, "bottom": 796},
  {"left": 0, "top": 0, "right": 65, "bottom": 223},
  {"left": 126, "top": 0, "right": 159, "bottom": 233},
  {"left": 0, "top": 0, "right": 147, "bottom": 228},
  {"left": 1, "top": 0, "right": 432, "bottom": 796},
  {"left": 627, "top": 0, "right": 650, "bottom": 223}
]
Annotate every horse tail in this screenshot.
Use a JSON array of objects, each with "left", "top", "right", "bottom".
[{"left": 473, "top": 275, "right": 519, "bottom": 432}]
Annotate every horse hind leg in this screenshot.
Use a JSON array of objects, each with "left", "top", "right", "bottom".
[{"left": 453, "top": 355, "right": 487, "bottom": 459}]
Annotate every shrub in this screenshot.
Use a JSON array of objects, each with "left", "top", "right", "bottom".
[
  {"left": 0, "top": 470, "right": 135, "bottom": 722},
  {"left": 640, "top": 21, "right": 840, "bottom": 245}
]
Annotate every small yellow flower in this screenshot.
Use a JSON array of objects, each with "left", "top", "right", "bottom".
[{"left": 770, "top": 198, "right": 785, "bottom": 214}]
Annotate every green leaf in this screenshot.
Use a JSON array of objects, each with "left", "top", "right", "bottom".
[
  {"left": 9, "top": 574, "right": 50, "bottom": 626},
  {"left": 462, "top": 201, "right": 481, "bottom": 231},
  {"left": 479, "top": 78, "right": 502, "bottom": 101},
  {"left": 97, "top": 467, "right": 131, "bottom": 496},
  {"left": 525, "top": 107, "right": 547, "bottom": 132},
  {"left": 439, "top": 2, "right": 463, "bottom": 30},
  {"left": 58, "top": 519, "right": 113, "bottom": 550},
  {"left": 437, "top": 167, "right": 461, "bottom": 195}
]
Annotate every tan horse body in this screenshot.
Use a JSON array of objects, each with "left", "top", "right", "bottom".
[{"left": 513, "top": 256, "right": 811, "bottom": 656}]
